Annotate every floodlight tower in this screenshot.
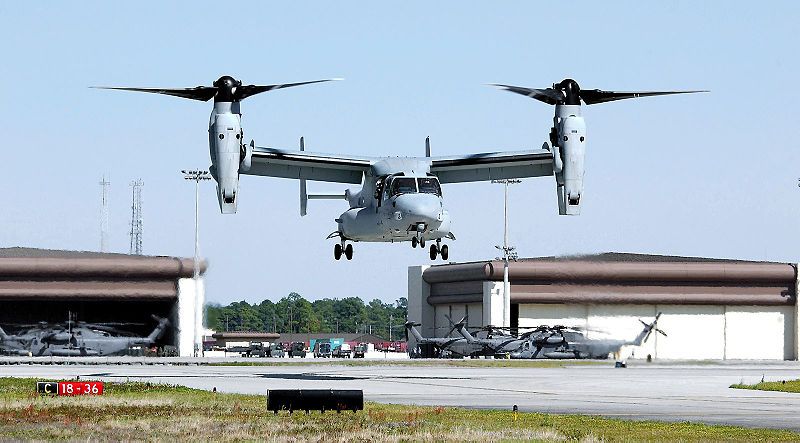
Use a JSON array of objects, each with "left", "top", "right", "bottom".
[
  {"left": 492, "top": 179, "right": 521, "bottom": 328},
  {"left": 129, "top": 179, "right": 144, "bottom": 255},
  {"left": 182, "top": 169, "right": 211, "bottom": 356},
  {"left": 99, "top": 176, "right": 110, "bottom": 252}
]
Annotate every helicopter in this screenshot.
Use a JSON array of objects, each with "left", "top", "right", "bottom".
[
  {"left": 507, "top": 313, "right": 666, "bottom": 359},
  {"left": 96, "top": 76, "right": 703, "bottom": 260},
  {"left": 0, "top": 315, "right": 170, "bottom": 357}
]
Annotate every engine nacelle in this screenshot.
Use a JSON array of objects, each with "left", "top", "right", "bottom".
[
  {"left": 211, "top": 112, "right": 242, "bottom": 214},
  {"left": 555, "top": 114, "right": 586, "bottom": 215}
]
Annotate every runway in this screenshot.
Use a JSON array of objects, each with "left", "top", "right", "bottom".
[{"left": 2, "top": 360, "right": 800, "bottom": 430}]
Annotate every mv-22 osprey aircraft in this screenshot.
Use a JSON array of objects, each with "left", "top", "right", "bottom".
[{"left": 97, "top": 76, "right": 703, "bottom": 261}]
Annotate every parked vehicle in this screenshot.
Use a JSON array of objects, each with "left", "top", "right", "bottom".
[
  {"left": 353, "top": 342, "right": 368, "bottom": 358},
  {"left": 332, "top": 343, "right": 352, "bottom": 358},
  {"left": 244, "top": 341, "right": 267, "bottom": 357},
  {"left": 288, "top": 341, "right": 307, "bottom": 358},
  {"left": 269, "top": 343, "right": 285, "bottom": 358},
  {"left": 314, "top": 341, "right": 332, "bottom": 358}
]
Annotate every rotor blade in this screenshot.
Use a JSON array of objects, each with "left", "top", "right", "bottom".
[
  {"left": 235, "top": 79, "right": 341, "bottom": 100},
  {"left": 579, "top": 89, "right": 708, "bottom": 105},
  {"left": 490, "top": 84, "right": 562, "bottom": 105},
  {"left": 91, "top": 86, "right": 218, "bottom": 101}
]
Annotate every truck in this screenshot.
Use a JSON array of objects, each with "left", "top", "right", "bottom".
[
  {"left": 313, "top": 341, "right": 332, "bottom": 358},
  {"left": 288, "top": 341, "right": 306, "bottom": 358},
  {"left": 244, "top": 341, "right": 267, "bottom": 357},
  {"left": 353, "top": 342, "right": 368, "bottom": 358},
  {"left": 332, "top": 343, "right": 351, "bottom": 358},
  {"left": 268, "top": 343, "right": 285, "bottom": 358}
]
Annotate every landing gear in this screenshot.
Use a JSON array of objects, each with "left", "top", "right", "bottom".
[
  {"left": 334, "top": 242, "right": 354, "bottom": 261},
  {"left": 411, "top": 237, "right": 418, "bottom": 248},
  {"left": 428, "top": 239, "right": 449, "bottom": 261}
]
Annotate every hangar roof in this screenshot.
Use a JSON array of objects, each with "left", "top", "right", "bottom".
[
  {"left": 0, "top": 247, "right": 204, "bottom": 300},
  {"left": 519, "top": 252, "right": 776, "bottom": 264},
  {"left": 423, "top": 252, "right": 797, "bottom": 307}
]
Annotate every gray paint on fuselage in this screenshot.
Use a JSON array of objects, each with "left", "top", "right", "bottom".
[{"left": 336, "top": 158, "right": 451, "bottom": 242}]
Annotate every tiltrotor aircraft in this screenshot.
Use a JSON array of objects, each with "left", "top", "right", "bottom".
[
  {"left": 97, "top": 76, "right": 703, "bottom": 261},
  {"left": 0, "top": 316, "right": 170, "bottom": 357}
]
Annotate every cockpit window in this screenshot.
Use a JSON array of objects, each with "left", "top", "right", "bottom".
[
  {"left": 390, "top": 177, "right": 417, "bottom": 196},
  {"left": 417, "top": 177, "right": 442, "bottom": 196}
]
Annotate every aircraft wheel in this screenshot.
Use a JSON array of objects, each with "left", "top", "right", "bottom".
[
  {"left": 334, "top": 244, "right": 342, "bottom": 260},
  {"left": 411, "top": 237, "right": 418, "bottom": 248},
  {"left": 345, "top": 244, "right": 354, "bottom": 260},
  {"left": 440, "top": 245, "right": 449, "bottom": 261},
  {"left": 420, "top": 239, "right": 426, "bottom": 248},
  {"left": 429, "top": 244, "right": 438, "bottom": 260}
]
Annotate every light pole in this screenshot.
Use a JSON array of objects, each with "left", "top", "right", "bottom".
[
  {"left": 492, "top": 179, "right": 521, "bottom": 328},
  {"left": 182, "top": 169, "right": 211, "bottom": 357}
]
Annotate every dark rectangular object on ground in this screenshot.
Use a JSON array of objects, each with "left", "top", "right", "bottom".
[{"left": 267, "top": 389, "right": 363, "bottom": 412}]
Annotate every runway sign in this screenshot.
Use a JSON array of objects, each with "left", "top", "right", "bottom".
[{"left": 37, "top": 381, "right": 104, "bottom": 396}]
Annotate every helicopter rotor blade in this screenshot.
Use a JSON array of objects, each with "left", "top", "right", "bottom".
[
  {"left": 235, "top": 79, "right": 341, "bottom": 100},
  {"left": 579, "top": 89, "right": 708, "bottom": 105},
  {"left": 490, "top": 84, "right": 562, "bottom": 105},
  {"left": 90, "top": 86, "right": 218, "bottom": 101}
]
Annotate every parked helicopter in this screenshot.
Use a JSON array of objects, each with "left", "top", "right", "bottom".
[
  {"left": 0, "top": 315, "right": 170, "bottom": 357},
  {"left": 404, "top": 320, "right": 476, "bottom": 358},
  {"left": 508, "top": 313, "right": 666, "bottom": 360},
  {"left": 96, "top": 76, "right": 703, "bottom": 260}
]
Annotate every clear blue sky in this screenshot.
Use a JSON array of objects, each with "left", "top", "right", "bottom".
[{"left": 2, "top": 2, "right": 798, "bottom": 305}]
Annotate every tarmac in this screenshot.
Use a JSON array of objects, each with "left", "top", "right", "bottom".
[{"left": 2, "top": 358, "right": 800, "bottom": 431}]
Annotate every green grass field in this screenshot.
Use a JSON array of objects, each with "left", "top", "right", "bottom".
[
  {"left": 730, "top": 379, "right": 800, "bottom": 393},
  {"left": 1, "top": 378, "right": 799, "bottom": 442}
]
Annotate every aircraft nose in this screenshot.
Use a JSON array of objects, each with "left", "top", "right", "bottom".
[{"left": 395, "top": 195, "right": 441, "bottom": 222}]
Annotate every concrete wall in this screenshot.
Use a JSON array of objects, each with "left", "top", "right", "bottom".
[
  {"left": 177, "top": 277, "right": 205, "bottom": 357},
  {"left": 518, "top": 303, "right": 796, "bottom": 360}
]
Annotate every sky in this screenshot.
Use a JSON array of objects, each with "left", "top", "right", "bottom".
[{"left": 1, "top": 2, "right": 799, "bottom": 305}]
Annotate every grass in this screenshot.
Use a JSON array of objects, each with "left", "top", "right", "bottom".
[
  {"left": 1, "top": 378, "right": 799, "bottom": 441},
  {"left": 208, "top": 359, "right": 606, "bottom": 368},
  {"left": 730, "top": 379, "right": 800, "bottom": 393}
]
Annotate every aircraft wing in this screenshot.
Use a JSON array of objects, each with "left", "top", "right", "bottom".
[
  {"left": 429, "top": 149, "right": 554, "bottom": 184},
  {"left": 246, "top": 147, "right": 374, "bottom": 184}
]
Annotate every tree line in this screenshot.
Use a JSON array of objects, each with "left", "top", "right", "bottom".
[{"left": 206, "top": 293, "right": 408, "bottom": 341}]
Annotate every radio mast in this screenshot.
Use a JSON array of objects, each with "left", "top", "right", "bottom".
[
  {"left": 129, "top": 179, "right": 144, "bottom": 255},
  {"left": 99, "top": 175, "right": 110, "bottom": 252}
]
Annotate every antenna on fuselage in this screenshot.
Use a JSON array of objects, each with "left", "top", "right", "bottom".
[{"left": 425, "top": 136, "right": 431, "bottom": 157}]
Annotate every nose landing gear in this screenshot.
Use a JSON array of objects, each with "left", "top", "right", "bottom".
[
  {"left": 334, "top": 241, "right": 354, "bottom": 261},
  {"left": 428, "top": 239, "right": 449, "bottom": 261}
]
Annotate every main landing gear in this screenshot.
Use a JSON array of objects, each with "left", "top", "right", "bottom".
[
  {"left": 411, "top": 236, "right": 426, "bottom": 248},
  {"left": 334, "top": 242, "right": 353, "bottom": 261},
  {"left": 428, "top": 239, "right": 449, "bottom": 261}
]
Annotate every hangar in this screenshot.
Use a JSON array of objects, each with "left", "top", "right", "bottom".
[
  {"left": 408, "top": 253, "right": 799, "bottom": 360},
  {"left": 0, "top": 248, "right": 205, "bottom": 357}
]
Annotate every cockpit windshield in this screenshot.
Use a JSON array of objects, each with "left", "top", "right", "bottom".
[
  {"left": 389, "top": 177, "right": 417, "bottom": 196},
  {"left": 417, "top": 177, "right": 442, "bottom": 196}
]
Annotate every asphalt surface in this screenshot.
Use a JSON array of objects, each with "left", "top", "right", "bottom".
[{"left": 2, "top": 359, "right": 800, "bottom": 430}]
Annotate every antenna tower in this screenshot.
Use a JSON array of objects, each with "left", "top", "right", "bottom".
[
  {"left": 99, "top": 175, "right": 110, "bottom": 252},
  {"left": 129, "top": 179, "right": 144, "bottom": 255}
]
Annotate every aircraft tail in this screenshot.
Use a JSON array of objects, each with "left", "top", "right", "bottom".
[
  {"left": 0, "top": 325, "right": 9, "bottom": 341},
  {"left": 146, "top": 316, "right": 170, "bottom": 343},
  {"left": 630, "top": 312, "right": 666, "bottom": 346},
  {"left": 404, "top": 321, "right": 425, "bottom": 342},
  {"left": 454, "top": 321, "right": 477, "bottom": 343}
]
